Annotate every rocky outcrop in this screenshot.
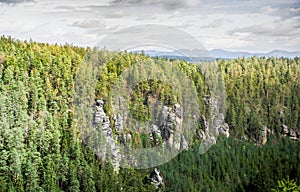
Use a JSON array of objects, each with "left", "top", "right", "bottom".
[
  {"left": 289, "top": 129, "right": 297, "bottom": 140},
  {"left": 114, "top": 113, "right": 123, "bottom": 133},
  {"left": 198, "top": 113, "right": 229, "bottom": 143},
  {"left": 282, "top": 124, "right": 299, "bottom": 141},
  {"left": 180, "top": 135, "right": 188, "bottom": 150},
  {"left": 162, "top": 105, "right": 180, "bottom": 149},
  {"left": 125, "top": 133, "right": 132, "bottom": 144},
  {"left": 154, "top": 104, "right": 187, "bottom": 151},
  {"left": 280, "top": 107, "right": 299, "bottom": 141},
  {"left": 219, "top": 123, "right": 230, "bottom": 138},
  {"left": 93, "top": 99, "right": 190, "bottom": 169},
  {"left": 282, "top": 124, "right": 289, "bottom": 136},
  {"left": 94, "top": 100, "right": 121, "bottom": 169},
  {"left": 150, "top": 124, "right": 162, "bottom": 145},
  {"left": 261, "top": 125, "right": 268, "bottom": 145},
  {"left": 198, "top": 96, "right": 229, "bottom": 153},
  {"left": 198, "top": 115, "right": 217, "bottom": 148},
  {"left": 151, "top": 168, "right": 164, "bottom": 189}
]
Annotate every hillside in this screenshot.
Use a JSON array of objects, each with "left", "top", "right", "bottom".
[{"left": 0, "top": 36, "right": 299, "bottom": 191}]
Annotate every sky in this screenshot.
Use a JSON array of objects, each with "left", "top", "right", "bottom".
[{"left": 0, "top": 0, "right": 299, "bottom": 52}]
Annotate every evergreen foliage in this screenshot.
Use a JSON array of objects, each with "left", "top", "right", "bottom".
[{"left": 0, "top": 36, "right": 299, "bottom": 191}]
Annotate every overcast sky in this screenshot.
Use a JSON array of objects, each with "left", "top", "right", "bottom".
[{"left": 0, "top": 0, "right": 299, "bottom": 52}]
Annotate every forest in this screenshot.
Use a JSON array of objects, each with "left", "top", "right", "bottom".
[{"left": 0, "top": 36, "right": 299, "bottom": 191}]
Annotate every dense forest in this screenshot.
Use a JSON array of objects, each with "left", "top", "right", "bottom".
[{"left": 0, "top": 36, "right": 299, "bottom": 191}]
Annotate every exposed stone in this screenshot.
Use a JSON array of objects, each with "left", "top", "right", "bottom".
[
  {"left": 282, "top": 124, "right": 289, "bottom": 136},
  {"left": 201, "top": 115, "right": 209, "bottom": 133},
  {"left": 94, "top": 100, "right": 105, "bottom": 125},
  {"left": 160, "top": 106, "right": 178, "bottom": 134},
  {"left": 125, "top": 133, "right": 132, "bottom": 143},
  {"left": 261, "top": 125, "right": 268, "bottom": 145},
  {"left": 281, "top": 124, "right": 299, "bottom": 141},
  {"left": 289, "top": 129, "right": 297, "bottom": 140},
  {"left": 199, "top": 110, "right": 228, "bottom": 143},
  {"left": 150, "top": 124, "right": 162, "bottom": 145},
  {"left": 261, "top": 125, "right": 267, "bottom": 137},
  {"left": 174, "top": 103, "right": 182, "bottom": 118},
  {"left": 94, "top": 100, "right": 120, "bottom": 170},
  {"left": 280, "top": 107, "right": 286, "bottom": 124},
  {"left": 267, "top": 128, "right": 274, "bottom": 135},
  {"left": 173, "top": 131, "right": 181, "bottom": 150},
  {"left": 219, "top": 123, "right": 230, "bottom": 138},
  {"left": 93, "top": 101, "right": 191, "bottom": 169},
  {"left": 151, "top": 168, "right": 164, "bottom": 189},
  {"left": 114, "top": 113, "right": 123, "bottom": 133},
  {"left": 180, "top": 135, "right": 188, "bottom": 150},
  {"left": 144, "top": 103, "right": 184, "bottom": 150},
  {"left": 203, "top": 95, "right": 210, "bottom": 106},
  {"left": 240, "top": 135, "right": 248, "bottom": 140}
]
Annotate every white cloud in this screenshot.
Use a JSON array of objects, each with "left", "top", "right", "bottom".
[
  {"left": 73, "top": 19, "right": 106, "bottom": 29},
  {"left": 110, "top": 0, "right": 201, "bottom": 8},
  {"left": 261, "top": 6, "right": 279, "bottom": 14},
  {"left": 0, "top": 0, "right": 299, "bottom": 52}
]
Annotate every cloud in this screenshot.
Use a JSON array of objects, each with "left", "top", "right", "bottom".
[
  {"left": 259, "top": 3, "right": 300, "bottom": 20},
  {"left": 0, "top": 0, "right": 35, "bottom": 4},
  {"left": 200, "top": 18, "right": 231, "bottom": 29},
  {"left": 110, "top": 0, "right": 200, "bottom": 9},
  {"left": 260, "top": 6, "right": 279, "bottom": 14},
  {"left": 1, "top": 0, "right": 299, "bottom": 52},
  {"left": 228, "top": 21, "right": 300, "bottom": 41},
  {"left": 103, "top": 10, "right": 127, "bottom": 18},
  {"left": 73, "top": 19, "right": 106, "bottom": 29}
]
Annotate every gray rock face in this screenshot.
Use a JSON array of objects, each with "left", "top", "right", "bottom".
[
  {"left": 198, "top": 97, "right": 229, "bottom": 153},
  {"left": 281, "top": 124, "right": 299, "bottom": 141},
  {"left": 94, "top": 100, "right": 105, "bottom": 124},
  {"left": 267, "top": 127, "right": 274, "bottom": 135},
  {"left": 198, "top": 112, "right": 229, "bottom": 143},
  {"left": 180, "top": 135, "right": 188, "bottom": 150},
  {"left": 114, "top": 113, "right": 123, "bottom": 133},
  {"left": 174, "top": 103, "right": 183, "bottom": 118},
  {"left": 94, "top": 100, "right": 120, "bottom": 169},
  {"left": 150, "top": 124, "right": 162, "bottom": 146},
  {"left": 261, "top": 125, "right": 268, "bottom": 145},
  {"left": 151, "top": 168, "right": 164, "bottom": 189},
  {"left": 198, "top": 115, "right": 217, "bottom": 153},
  {"left": 279, "top": 108, "right": 299, "bottom": 141},
  {"left": 282, "top": 124, "right": 289, "bottom": 135},
  {"left": 261, "top": 125, "right": 267, "bottom": 137},
  {"left": 240, "top": 135, "right": 248, "bottom": 141},
  {"left": 125, "top": 133, "right": 132, "bottom": 143},
  {"left": 94, "top": 100, "right": 111, "bottom": 135},
  {"left": 219, "top": 123, "right": 230, "bottom": 138},
  {"left": 162, "top": 104, "right": 184, "bottom": 150},
  {"left": 93, "top": 100, "right": 190, "bottom": 169},
  {"left": 289, "top": 129, "right": 297, "bottom": 140}
]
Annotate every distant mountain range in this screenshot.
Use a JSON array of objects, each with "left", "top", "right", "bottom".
[
  {"left": 132, "top": 49, "right": 213, "bottom": 62},
  {"left": 133, "top": 49, "right": 300, "bottom": 61},
  {"left": 210, "top": 49, "right": 300, "bottom": 59}
]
